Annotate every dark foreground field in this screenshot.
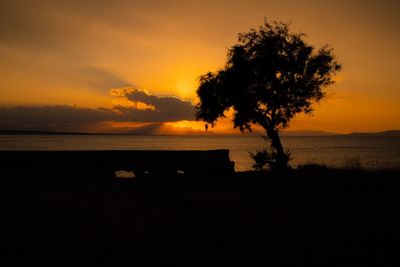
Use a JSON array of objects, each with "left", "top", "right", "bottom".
[{"left": 1, "top": 168, "right": 400, "bottom": 266}]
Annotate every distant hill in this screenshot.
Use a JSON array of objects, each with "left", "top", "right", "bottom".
[
  {"left": 346, "top": 130, "right": 400, "bottom": 137},
  {"left": 0, "top": 128, "right": 211, "bottom": 136},
  {"left": 280, "top": 130, "right": 337, "bottom": 136},
  {"left": 123, "top": 123, "right": 211, "bottom": 136},
  {"left": 1, "top": 129, "right": 399, "bottom": 137},
  {"left": 282, "top": 130, "right": 400, "bottom": 137},
  {"left": 0, "top": 130, "right": 98, "bottom": 135}
]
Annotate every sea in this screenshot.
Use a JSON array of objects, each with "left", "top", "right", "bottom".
[{"left": 0, "top": 134, "right": 399, "bottom": 172}]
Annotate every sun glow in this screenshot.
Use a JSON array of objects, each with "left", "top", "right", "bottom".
[
  {"left": 162, "top": 63, "right": 209, "bottom": 101},
  {"left": 173, "top": 77, "right": 197, "bottom": 100},
  {"left": 165, "top": 120, "right": 206, "bottom": 131}
]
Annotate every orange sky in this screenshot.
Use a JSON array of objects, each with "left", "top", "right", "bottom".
[{"left": 0, "top": 0, "right": 399, "bottom": 134}]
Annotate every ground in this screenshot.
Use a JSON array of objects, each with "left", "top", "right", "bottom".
[{"left": 1, "top": 169, "right": 400, "bottom": 266}]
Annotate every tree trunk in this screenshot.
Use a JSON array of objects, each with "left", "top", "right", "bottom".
[{"left": 265, "top": 126, "right": 288, "bottom": 170}]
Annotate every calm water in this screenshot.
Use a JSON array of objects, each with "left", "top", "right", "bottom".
[{"left": 1, "top": 135, "right": 399, "bottom": 171}]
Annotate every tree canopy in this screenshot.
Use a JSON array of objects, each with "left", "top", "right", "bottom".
[{"left": 196, "top": 20, "right": 342, "bottom": 169}]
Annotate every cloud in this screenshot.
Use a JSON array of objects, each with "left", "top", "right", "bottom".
[
  {"left": 112, "top": 87, "right": 195, "bottom": 122},
  {"left": 0, "top": 88, "right": 195, "bottom": 131}
]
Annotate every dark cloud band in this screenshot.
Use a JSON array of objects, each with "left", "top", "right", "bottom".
[{"left": 0, "top": 88, "right": 195, "bottom": 131}]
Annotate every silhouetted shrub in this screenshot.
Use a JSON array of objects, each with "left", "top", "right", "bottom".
[{"left": 250, "top": 148, "right": 291, "bottom": 171}]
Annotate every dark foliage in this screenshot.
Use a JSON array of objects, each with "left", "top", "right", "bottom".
[
  {"left": 196, "top": 20, "right": 341, "bottom": 169},
  {"left": 249, "top": 147, "right": 291, "bottom": 171},
  {"left": 249, "top": 149, "right": 271, "bottom": 171}
]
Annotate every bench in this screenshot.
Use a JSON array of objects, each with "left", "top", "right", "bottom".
[{"left": 0, "top": 150, "right": 235, "bottom": 181}]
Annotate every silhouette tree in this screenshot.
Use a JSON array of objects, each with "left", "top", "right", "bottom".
[{"left": 196, "top": 20, "right": 342, "bottom": 169}]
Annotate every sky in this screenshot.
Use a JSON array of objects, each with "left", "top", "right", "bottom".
[{"left": 0, "top": 0, "right": 399, "bottom": 134}]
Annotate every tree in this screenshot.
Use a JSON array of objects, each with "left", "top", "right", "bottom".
[{"left": 195, "top": 20, "right": 342, "bottom": 170}]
